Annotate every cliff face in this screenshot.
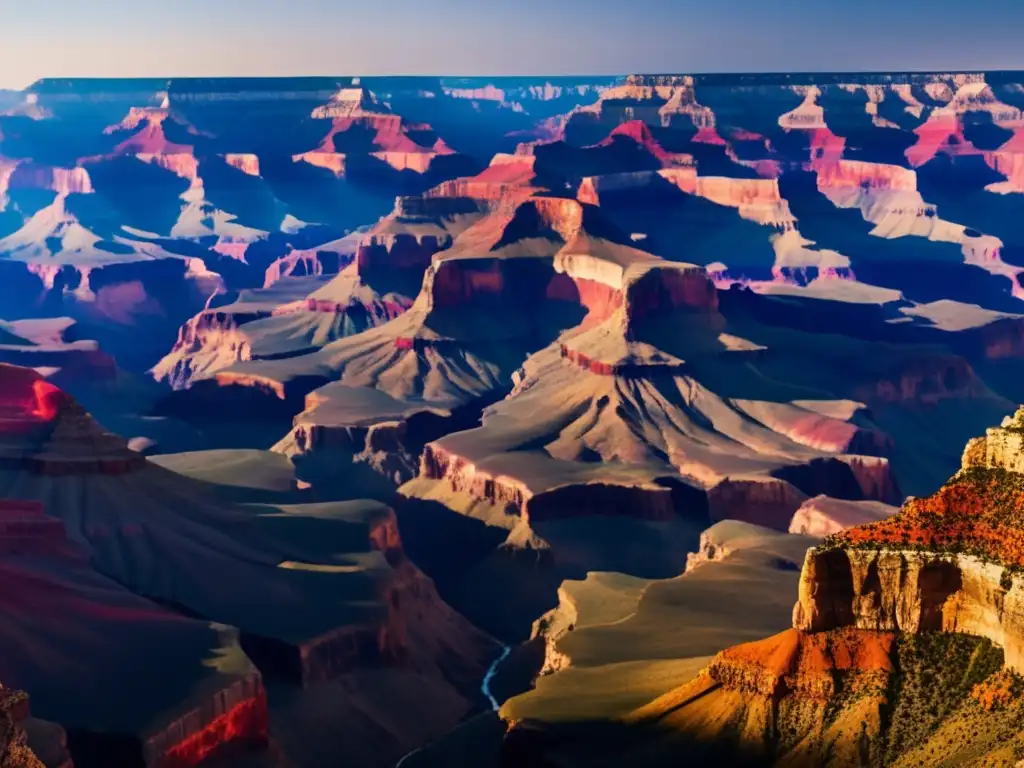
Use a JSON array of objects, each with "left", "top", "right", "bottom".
[
  {"left": 8, "top": 164, "right": 92, "bottom": 195},
  {"left": 530, "top": 585, "right": 578, "bottom": 677},
  {"left": 495, "top": 407, "right": 1024, "bottom": 766},
  {"left": 963, "top": 410, "right": 1024, "bottom": 474},
  {"left": 622, "top": 263, "right": 718, "bottom": 320},
  {"left": 793, "top": 405, "right": 1024, "bottom": 674},
  {"left": 419, "top": 443, "right": 678, "bottom": 523},
  {"left": 421, "top": 257, "right": 546, "bottom": 312},
  {"left": 151, "top": 307, "right": 265, "bottom": 390},
  {"left": 419, "top": 443, "right": 531, "bottom": 514},
  {"left": 276, "top": 413, "right": 420, "bottom": 490},
  {"left": 814, "top": 159, "right": 917, "bottom": 192},
  {"left": 792, "top": 547, "right": 1024, "bottom": 670},
  {"left": 262, "top": 246, "right": 352, "bottom": 287},
  {"left": 145, "top": 676, "right": 268, "bottom": 768},
  {"left": 356, "top": 233, "right": 450, "bottom": 273},
  {"left": 706, "top": 477, "right": 809, "bottom": 531}
]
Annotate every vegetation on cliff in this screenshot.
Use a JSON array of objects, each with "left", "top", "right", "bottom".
[
  {"left": 517, "top": 631, "right": 1018, "bottom": 767},
  {"left": 823, "top": 466, "right": 1024, "bottom": 571}
]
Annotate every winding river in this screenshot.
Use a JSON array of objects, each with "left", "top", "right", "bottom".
[
  {"left": 481, "top": 644, "right": 512, "bottom": 710},
  {"left": 395, "top": 643, "right": 512, "bottom": 766}
]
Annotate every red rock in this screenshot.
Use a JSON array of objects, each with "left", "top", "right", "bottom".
[
  {"left": 0, "top": 364, "right": 146, "bottom": 475},
  {"left": 156, "top": 681, "right": 268, "bottom": 768}
]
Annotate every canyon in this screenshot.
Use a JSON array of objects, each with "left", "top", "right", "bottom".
[{"left": 5, "top": 70, "right": 1024, "bottom": 767}]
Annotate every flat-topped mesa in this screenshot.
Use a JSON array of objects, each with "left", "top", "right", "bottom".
[
  {"left": 296, "top": 91, "right": 457, "bottom": 175},
  {"left": 577, "top": 170, "right": 795, "bottom": 228},
  {"left": 792, "top": 407, "right": 1024, "bottom": 672},
  {"left": 423, "top": 154, "right": 549, "bottom": 203},
  {"left": 309, "top": 86, "right": 388, "bottom": 119},
  {"left": 430, "top": 198, "right": 644, "bottom": 314},
  {"left": 556, "top": 262, "right": 720, "bottom": 374},
  {"left": 273, "top": 387, "right": 431, "bottom": 488},
  {"left": 0, "top": 364, "right": 146, "bottom": 475},
  {"left": 778, "top": 85, "right": 827, "bottom": 130},
  {"left": 813, "top": 159, "right": 918, "bottom": 192},
  {"left": 418, "top": 442, "right": 676, "bottom": 523}
]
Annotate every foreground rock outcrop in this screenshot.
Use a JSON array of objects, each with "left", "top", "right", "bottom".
[
  {"left": 495, "top": 405, "right": 1024, "bottom": 767},
  {"left": 792, "top": 405, "right": 1024, "bottom": 673},
  {"left": 0, "top": 366, "right": 500, "bottom": 767},
  {"left": 505, "top": 407, "right": 1024, "bottom": 766}
]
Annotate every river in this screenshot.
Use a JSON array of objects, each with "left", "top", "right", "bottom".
[{"left": 395, "top": 643, "right": 512, "bottom": 766}]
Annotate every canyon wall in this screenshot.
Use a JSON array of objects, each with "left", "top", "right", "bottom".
[
  {"left": 792, "top": 547, "right": 1024, "bottom": 672},
  {"left": 420, "top": 443, "right": 685, "bottom": 524}
]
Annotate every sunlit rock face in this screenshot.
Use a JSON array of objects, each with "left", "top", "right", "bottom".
[
  {"left": 789, "top": 495, "right": 898, "bottom": 538},
  {"left": 793, "top": 547, "right": 1024, "bottom": 673},
  {"left": 793, "top": 407, "right": 1024, "bottom": 673}
]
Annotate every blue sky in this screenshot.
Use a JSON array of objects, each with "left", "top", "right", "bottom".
[{"left": 1, "top": 0, "right": 1022, "bottom": 87}]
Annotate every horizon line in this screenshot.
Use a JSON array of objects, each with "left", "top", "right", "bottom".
[{"left": 8, "top": 67, "right": 1024, "bottom": 90}]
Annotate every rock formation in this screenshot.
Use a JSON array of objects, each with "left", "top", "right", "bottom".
[
  {"left": 509, "top": 407, "right": 1024, "bottom": 767},
  {"left": 788, "top": 495, "right": 898, "bottom": 537},
  {"left": 11, "top": 71, "right": 1024, "bottom": 768},
  {"left": 0, "top": 366, "right": 501, "bottom": 767},
  {"left": 404, "top": 254, "right": 900, "bottom": 538},
  {"left": 293, "top": 87, "right": 463, "bottom": 176},
  {"left": 791, "top": 405, "right": 1024, "bottom": 673}
]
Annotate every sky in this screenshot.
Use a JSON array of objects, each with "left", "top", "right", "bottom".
[{"left": 1, "top": 0, "right": 1023, "bottom": 88}]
